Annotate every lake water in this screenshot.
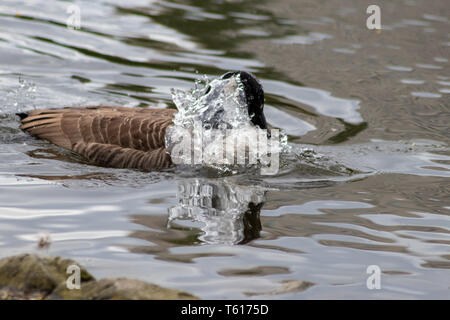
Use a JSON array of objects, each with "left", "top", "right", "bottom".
[{"left": 0, "top": 0, "right": 449, "bottom": 299}]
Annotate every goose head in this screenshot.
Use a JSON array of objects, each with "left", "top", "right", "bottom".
[
  {"left": 167, "top": 71, "right": 274, "bottom": 169},
  {"left": 197, "top": 71, "right": 268, "bottom": 134}
]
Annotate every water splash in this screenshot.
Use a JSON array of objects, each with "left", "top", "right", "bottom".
[
  {"left": 0, "top": 77, "right": 38, "bottom": 144},
  {"left": 165, "top": 74, "right": 290, "bottom": 175},
  {"left": 170, "top": 74, "right": 249, "bottom": 129},
  {"left": 0, "top": 77, "right": 37, "bottom": 116}
]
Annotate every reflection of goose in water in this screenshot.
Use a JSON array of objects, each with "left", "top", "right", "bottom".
[
  {"left": 126, "top": 178, "right": 265, "bottom": 262},
  {"left": 168, "top": 179, "right": 265, "bottom": 245}
]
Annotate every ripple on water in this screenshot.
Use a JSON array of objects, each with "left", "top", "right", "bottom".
[
  {"left": 386, "top": 65, "right": 414, "bottom": 72},
  {"left": 239, "top": 28, "right": 270, "bottom": 37},
  {"left": 423, "top": 14, "right": 449, "bottom": 23},
  {"left": 411, "top": 92, "right": 442, "bottom": 98},
  {"left": 415, "top": 63, "right": 443, "bottom": 70},
  {"left": 261, "top": 200, "right": 374, "bottom": 217},
  {"left": 18, "top": 230, "right": 129, "bottom": 242},
  {"left": 400, "top": 79, "right": 425, "bottom": 84},
  {"left": 434, "top": 57, "right": 448, "bottom": 63},
  {"left": 332, "top": 48, "right": 356, "bottom": 54},
  {"left": 263, "top": 79, "right": 363, "bottom": 124},
  {"left": 273, "top": 32, "right": 332, "bottom": 45},
  {"left": 401, "top": 19, "right": 430, "bottom": 27}
]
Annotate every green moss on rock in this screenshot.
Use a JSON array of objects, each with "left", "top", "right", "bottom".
[
  {"left": 0, "top": 254, "right": 93, "bottom": 296},
  {"left": 0, "top": 254, "right": 198, "bottom": 300},
  {"left": 54, "top": 278, "right": 197, "bottom": 300}
]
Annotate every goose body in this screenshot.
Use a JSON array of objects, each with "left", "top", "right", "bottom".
[
  {"left": 21, "top": 106, "right": 177, "bottom": 170},
  {"left": 19, "top": 71, "right": 268, "bottom": 171}
]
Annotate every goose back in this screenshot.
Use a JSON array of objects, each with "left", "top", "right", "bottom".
[{"left": 20, "top": 106, "right": 177, "bottom": 170}]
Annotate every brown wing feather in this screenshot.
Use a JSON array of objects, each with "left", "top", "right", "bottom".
[
  {"left": 20, "top": 106, "right": 177, "bottom": 170},
  {"left": 73, "top": 142, "right": 172, "bottom": 170}
]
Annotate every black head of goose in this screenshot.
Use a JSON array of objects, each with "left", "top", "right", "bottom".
[{"left": 19, "top": 71, "right": 268, "bottom": 170}]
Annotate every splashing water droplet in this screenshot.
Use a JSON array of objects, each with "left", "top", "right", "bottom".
[
  {"left": 1, "top": 77, "right": 37, "bottom": 116},
  {"left": 165, "top": 74, "right": 289, "bottom": 175}
]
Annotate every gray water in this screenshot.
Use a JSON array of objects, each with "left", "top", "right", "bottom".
[{"left": 0, "top": 0, "right": 449, "bottom": 299}]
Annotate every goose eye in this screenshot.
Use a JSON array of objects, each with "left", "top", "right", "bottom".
[{"left": 204, "top": 85, "right": 211, "bottom": 95}]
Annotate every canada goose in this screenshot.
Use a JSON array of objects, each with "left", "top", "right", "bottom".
[{"left": 19, "top": 71, "right": 268, "bottom": 170}]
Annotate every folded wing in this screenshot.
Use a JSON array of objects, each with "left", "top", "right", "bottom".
[{"left": 20, "top": 106, "right": 177, "bottom": 170}]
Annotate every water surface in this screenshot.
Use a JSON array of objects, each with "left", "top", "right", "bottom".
[{"left": 0, "top": 0, "right": 449, "bottom": 299}]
